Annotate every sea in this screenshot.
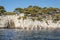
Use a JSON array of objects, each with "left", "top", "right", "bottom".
[{"left": 0, "top": 29, "right": 60, "bottom": 40}]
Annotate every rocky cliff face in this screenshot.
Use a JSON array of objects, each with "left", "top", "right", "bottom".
[{"left": 0, "top": 14, "right": 60, "bottom": 30}]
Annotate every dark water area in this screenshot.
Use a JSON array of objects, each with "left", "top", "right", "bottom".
[{"left": 0, "top": 29, "right": 60, "bottom": 40}]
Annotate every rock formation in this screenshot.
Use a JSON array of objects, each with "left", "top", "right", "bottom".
[{"left": 0, "top": 14, "right": 60, "bottom": 31}]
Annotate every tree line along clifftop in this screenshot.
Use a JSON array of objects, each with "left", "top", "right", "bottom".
[{"left": 0, "top": 5, "right": 60, "bottom": 21}]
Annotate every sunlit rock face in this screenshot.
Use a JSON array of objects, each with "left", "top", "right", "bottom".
[
  {"left": 0, "top": 16, "right": 8, "bottom": 28},
  {"left": 0, "top": 14, "right": 60, "bottom": 30}
]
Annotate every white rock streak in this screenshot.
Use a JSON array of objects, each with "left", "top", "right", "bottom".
[{"left": 0, "top": 14, "right": 60, "bottom": 30}]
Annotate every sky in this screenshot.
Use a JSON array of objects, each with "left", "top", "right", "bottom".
[{"left": 0, "top": 0, "right": 60, "bottom": 12}]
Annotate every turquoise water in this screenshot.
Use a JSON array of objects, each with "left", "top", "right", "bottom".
[{"left": 0, "top": 29, "right": 60, "bottom": 40}]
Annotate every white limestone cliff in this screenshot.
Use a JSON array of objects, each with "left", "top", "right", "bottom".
[{"left": 0, "top": 14, "right": 60, "bottom": 30}]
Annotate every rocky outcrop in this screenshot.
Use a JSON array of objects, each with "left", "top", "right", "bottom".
[{"left": 0, "top": 14, "right": 60, "bottom": 31}]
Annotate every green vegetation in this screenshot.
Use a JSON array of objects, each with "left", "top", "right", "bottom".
[
  {"left": 18, "top": 16, "right": 27, "bottom": 20},
  {"left": 4, "top": 12, "right": 16, "bottom": 15},
  {"left": 0, "top": 5, "right": 60, "bottom": 21},
  {"left": 0, "top": 6, "right": 6, "bottom": 15},
  {"left": 37, "top": 16, "right": 43, "bottom": 21},
  {"left": 53, "top": 13, "right": 60, "bottom": 22},
  {"left": 31, "top": 17, "right": 36, "bottom": 21}
]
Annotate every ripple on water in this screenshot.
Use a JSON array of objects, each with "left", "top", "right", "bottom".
[{"left": 0, "top": 29, "right": 60, "bottom": 40}]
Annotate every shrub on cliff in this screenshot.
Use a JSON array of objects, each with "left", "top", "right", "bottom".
[
  {"left": 0, "top": 6, "right": 6, "bottom": 15},
  {"left": 37, "top": 16, "right": 43, "bottom": 21},
  {"left": 4, "top": 12, "right": 16, "bottom": 15}
]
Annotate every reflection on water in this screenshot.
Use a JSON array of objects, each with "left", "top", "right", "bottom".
[{"left": 0, "top": 29, "right": 60, "bottom": 40}]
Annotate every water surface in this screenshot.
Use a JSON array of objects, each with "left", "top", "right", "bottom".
[{"left": 0, "top": 29, "right": 60, "bottom": 40}]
